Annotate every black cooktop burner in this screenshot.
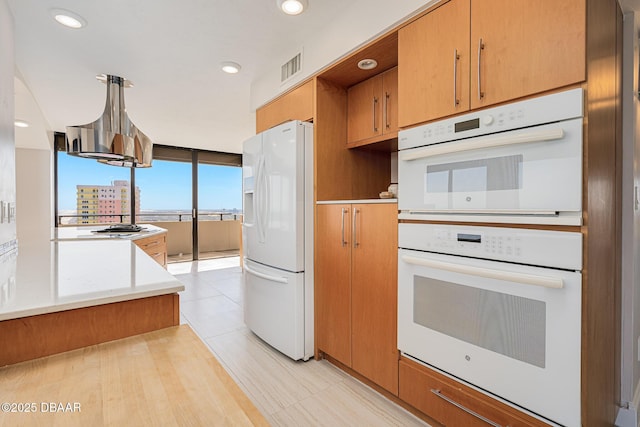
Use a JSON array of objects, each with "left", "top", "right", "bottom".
[{"left": 95, "top": 224, "right": 144, "bottom": 233}]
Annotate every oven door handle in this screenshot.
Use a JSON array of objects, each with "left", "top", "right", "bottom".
[
  {"left": 401, "top": 255, "right": 564, "bottom": 289},
  {"left": 398, "top": 127, "right": 565, "bottom": 161}
]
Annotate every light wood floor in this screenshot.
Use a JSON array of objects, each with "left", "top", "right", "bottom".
[
  {"left": 0, "top": 257, "right": 429, "bottom": 427},
  {"left": 171, "top": 257, "right": 429, "bottom": 427},
  {"left": 0, "top": 325, "right": 267, "bottom": 427}
]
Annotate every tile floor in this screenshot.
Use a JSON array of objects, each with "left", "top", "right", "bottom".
[{"left": 168, "top": 257, "right": 429, "bottom": 427}]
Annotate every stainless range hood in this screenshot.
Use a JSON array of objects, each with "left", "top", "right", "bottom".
[{"left": 65, "top": 74, "right": 153, "bottom": 168}]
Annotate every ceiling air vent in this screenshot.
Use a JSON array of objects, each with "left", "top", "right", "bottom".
[{"left": 281, "top": 52, "right": 302, "bottom": 83}]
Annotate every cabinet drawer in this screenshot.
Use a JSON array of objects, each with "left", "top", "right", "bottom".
[
  {"left": 134, "top": 233, "right": 167, "bottom": 268},
  {"left": 135, "top": 234, "right": 165, "bottom": 252},
  {"left": 148, "top": 250, "right": 167, "bottom": 267},
  {"left": 399, "top": 358, "right": 549, "bottom": 427}
]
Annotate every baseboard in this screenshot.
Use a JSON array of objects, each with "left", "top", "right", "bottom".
[{"left": 616, "top": 383, "right": 640, "bottom": 427}]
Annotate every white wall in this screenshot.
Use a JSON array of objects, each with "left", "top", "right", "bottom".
[
  {"left": 621, "top": 10, "right": 640, "bottom": 420},
  {"left": 15, "top": 148, "right": 53, "bottom": 245},
  {"left": 250, "top": 0, "right": 439, "bottom": 110},
  {"left": 0, "top": 0, "right": 15, "bottom": 250}
]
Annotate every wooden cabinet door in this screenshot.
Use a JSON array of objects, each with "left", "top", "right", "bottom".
[
  {"left": 398, "top": 0, "right": 470, "bottom": 127},
  {"left": 315, "top": 204, "right": 352, "bottom": 366},
  {"left": 381, "top": 67, "right": 398, "bottom": 136},
  {"left": 470, "top": 0, "right": 585, "bottom": 109},
  {"left": 351, "top": 203, "right": 399, "bottom": 395},
  {"left": 347, "top": 75, "right": 383, "bottom": 144}
]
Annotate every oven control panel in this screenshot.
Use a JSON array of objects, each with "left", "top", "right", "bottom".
[
  {"left": 399, "top": 223, "right": 582, "bottom": 271},
  {"left": 433, "top": 229, "right": 523, "bottom": 258},
  {"left": 398, "top": 88, "right": 583, "bottom": 151}
]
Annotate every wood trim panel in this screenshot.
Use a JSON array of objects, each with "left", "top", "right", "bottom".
[
  {"left": 398, "top": 220, "right": 582, "bottom": 233},
  {"left": 582, "top": 0, "right": 623, "bottom": 424},
  {"left": 315, "top": 77, "right": 351, "bottom": 201},
  {"left": 256, "top": 80, "right": 314, "bottom": 133},
  {"left": 0, "top": 294, "right": 180, "bottom": 367}
]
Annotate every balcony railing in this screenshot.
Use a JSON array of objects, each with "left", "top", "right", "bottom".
[{"left": 57, "top": 211, "right": 242, "bottom": 226}]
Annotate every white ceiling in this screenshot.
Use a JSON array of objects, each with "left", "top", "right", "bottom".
[
  {"left": 7, "top": 0, "right": 348, "bottom": 154},
  {"left": 11, "top": 0, "right": 640, "bottom": 155}
]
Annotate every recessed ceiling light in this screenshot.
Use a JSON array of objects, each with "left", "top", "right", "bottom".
[
  {"left": 221, "top": 62, "right": 241, "bottom": 74},
  {"left": 277, "top": 0, "right": 308, "bottom": 15},
  {"left": 50, "top": 8, "right": 87, "bottom": 29},
  {"left": 357, "top": 59, "right": 378, "bottom": 70},
  {"left": 14, "top": 120, "right": 29, "bottom": 128}
]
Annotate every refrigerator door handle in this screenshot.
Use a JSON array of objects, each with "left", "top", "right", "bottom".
[
  {"left": 256, "top": 155, "right": 267, "bottom": 243},
  {"left": 254, "top": 156, "right": 262, "bottom": 241},
  {"left": 244, "top": 263, "right": 288, "bottom": 284}
]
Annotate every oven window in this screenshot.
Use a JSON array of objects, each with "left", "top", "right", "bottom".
[
  {"left": 425, "top": 155, "right": 523, "bottom": 193},
  {"left": 413, "top": 275, "right": 546, "bottom": 368}
]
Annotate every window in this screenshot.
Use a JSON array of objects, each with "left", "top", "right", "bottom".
[{"left": 55, "top": 135, "right": 242, "bottom": 262}]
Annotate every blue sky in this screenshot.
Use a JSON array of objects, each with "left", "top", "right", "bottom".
[{"left": 58, "top": 153, "right": 242, "bottom": 211}]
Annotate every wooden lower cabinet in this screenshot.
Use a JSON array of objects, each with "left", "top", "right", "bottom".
[
  {"left": 316, "top": 202, "right": 398, "bottom": 395},
  {"left": 399, "top": 357, "right": 549, "bottom": 427},
  {"left": 134, "top": 232, "right": 168, "bottom": 268}
]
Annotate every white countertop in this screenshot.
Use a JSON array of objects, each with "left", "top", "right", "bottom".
[
  {"left": 0, "top": 237, "right": 184, "bottom": 322},
  {"left": 53, "top": 224, "right": 167, "bottom": 241}
]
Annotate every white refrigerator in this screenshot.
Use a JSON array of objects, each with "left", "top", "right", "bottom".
[{"left": 242, "top": 120, "right": 313, "bottom": 361}]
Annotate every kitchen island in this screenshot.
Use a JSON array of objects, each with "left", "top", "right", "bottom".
[{"left": 0, "top": 227, "right": 184, "bottom": 366}]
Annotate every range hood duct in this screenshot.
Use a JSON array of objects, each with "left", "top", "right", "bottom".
[{"left": 65, "top": 75, "right": 153, "bottom": 168}]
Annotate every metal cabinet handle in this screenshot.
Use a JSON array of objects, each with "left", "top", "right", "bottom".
[
  {"left": 384, "top": 92, "right": 391, "bottom": 129},
  {"left": 341, "top": 208, "right": 348, "bottom": 247},
  {"left": 431, "top": 389, "right": 503, "bottom": 427},
  {"left": 353, "top": 207, "right": 360, "bottom": 248},
  {"left": 373, "top": 96, "right": 379, "bottom": 133},
  {"left": 453, "top": 48, "right": 460, "bottom": 108},
  {"left": 477, "top": 38, "right": 485, "bottom": 100}
]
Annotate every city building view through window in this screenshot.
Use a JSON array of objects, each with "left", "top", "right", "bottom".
[{"left": 56, "top": 144, "right": 242, "bottom": 262}]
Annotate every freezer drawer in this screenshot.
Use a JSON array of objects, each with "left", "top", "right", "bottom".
[{"left": 243, "top": 259, "right": 312, "bottom": 361}]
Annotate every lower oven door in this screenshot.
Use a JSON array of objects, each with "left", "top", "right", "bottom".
[{"left": 398, "top": 248, "right": 581, "bottom": 426}]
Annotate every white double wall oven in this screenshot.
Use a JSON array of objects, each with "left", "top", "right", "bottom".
[{"left": 397, "top": 89, "right": 585, "bottom": 427}]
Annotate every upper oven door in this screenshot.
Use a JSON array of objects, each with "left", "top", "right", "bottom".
[
  {"left": 398, "top": 118, "right": 582, "bottom": 220},
  {"left": 398, "top": 248, "right": 581, "bottom": 426}
]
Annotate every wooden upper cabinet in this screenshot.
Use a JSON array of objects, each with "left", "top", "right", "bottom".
[
  {"left": 470, "top": 0, "right": 585, "bottom": 109},
  {"left": 398, "top": 0, "right": 470, "bottom": 127},
  {"left": 255, "top": 80, "right": 314, "bottom": 133},
  {"left": 398, "top": 0, "right": 586, "bottom": 128},
  {"left": 347, "top": 67, "right": 398, "bottom": 148}
]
